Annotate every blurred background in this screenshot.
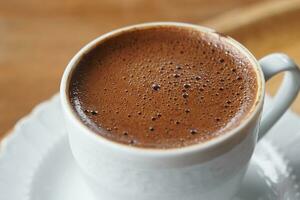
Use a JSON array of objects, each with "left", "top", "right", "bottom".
[{"left": 1, "top": 0, "right": 300, "bottom": 138}]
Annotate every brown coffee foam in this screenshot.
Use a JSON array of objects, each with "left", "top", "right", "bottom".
[{"left": 69, "top": 26, "right": 258, "bottom": 149}]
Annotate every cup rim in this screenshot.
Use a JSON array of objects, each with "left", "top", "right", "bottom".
[{"left": 60, "top": 22, "right": 264, "bottom": 158}]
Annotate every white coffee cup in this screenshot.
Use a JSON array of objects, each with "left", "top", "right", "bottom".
[{"left": 60, "top": 22, "right": 300, "bottom": 200}]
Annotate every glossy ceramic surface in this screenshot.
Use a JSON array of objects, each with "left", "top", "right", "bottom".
[{"left": 0, "top": 95, "right": 299, "bottom": 200}]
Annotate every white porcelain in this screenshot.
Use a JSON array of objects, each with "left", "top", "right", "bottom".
[
  {"left": 1, "top": 95, "right": 300, "bottom": 200},
  {"left": 60, "top": 22, "right": 300, "bottom": 200}
]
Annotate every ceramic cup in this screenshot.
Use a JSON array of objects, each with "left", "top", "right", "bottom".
[{"left": 60, "top": 22, "right": 300, "bottom": 200}]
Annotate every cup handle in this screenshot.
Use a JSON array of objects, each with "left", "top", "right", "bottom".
[{"left": 257, "top": 53, "right": 300, "bottom": 140}]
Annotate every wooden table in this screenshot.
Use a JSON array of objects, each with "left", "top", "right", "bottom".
[{"left": 0, "top": 0, "right": 299, "bottom": 139}]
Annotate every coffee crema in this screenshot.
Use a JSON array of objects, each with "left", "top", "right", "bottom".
[{"left": 69, "top": 26, "right": 258, "bottom": 149}]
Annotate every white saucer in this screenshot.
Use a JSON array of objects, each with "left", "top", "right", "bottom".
[{"left": 1, "top": 95, "right": 300, "bottom": 200}]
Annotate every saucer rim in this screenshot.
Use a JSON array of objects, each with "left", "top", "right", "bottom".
[{"left": 0, "top": 94, "right": 299, "bottom": 200}]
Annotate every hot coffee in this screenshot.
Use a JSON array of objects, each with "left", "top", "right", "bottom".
[{"left": 69, "top": 26, "right": 258, "bottom": 149}]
